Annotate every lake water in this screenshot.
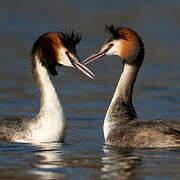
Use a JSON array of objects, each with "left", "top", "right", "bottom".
[{"left": 0, "top": 0, "right": 180, "bottom": 179}]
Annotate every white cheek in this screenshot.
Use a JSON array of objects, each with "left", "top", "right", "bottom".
[
  {"left": 60, "top": 55, "right": 73, "bottom": 67},
  {"left": 58, "top": 49, "right": 73, "bottom": 67},
  {"left": 106, "top": 41, "right": 121, "bottom": 56}
]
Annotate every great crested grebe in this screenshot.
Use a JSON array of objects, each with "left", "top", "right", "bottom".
[
  {"left": 0, "top": 30, "right": 94, "bottom": 143},
  {"left": 83, "top": 25, "right": 180, "bottom": 148}
]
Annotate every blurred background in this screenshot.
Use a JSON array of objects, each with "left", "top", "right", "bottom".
[
  {"left": 0, "top": 1, "right": 180, "bottom": 179},
  {"left": 0, "top": 0, "right": 179, "bottom": 120}
]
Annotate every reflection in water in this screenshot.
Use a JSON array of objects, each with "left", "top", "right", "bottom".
[
  {"left": 29, "top": 142, "right": 66, "bottom": 180},
  {"left": 101, "top": 145, "right": 142, "bottom": 180}
]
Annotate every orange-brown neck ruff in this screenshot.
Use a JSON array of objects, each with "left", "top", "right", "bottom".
[
  {"left": 118, "top": 28, "right": 140, "bottom": 64},
  {"left": 32, "top": 32, "right": 62, "bottom": 76}
]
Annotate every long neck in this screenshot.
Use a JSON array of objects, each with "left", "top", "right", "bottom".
[
  {"left": 30, "top": 55, "right": 66, "bottom": 141},
  {"left": 104, "top": 63, "right": 140, "bottom": 124},
  {"left": 32, "top": 56, "right": 61, "bottom": 116}
]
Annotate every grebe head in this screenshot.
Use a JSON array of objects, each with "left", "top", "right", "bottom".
[
  {"left": 83, "top": 25, "right": 144, "bottom": 66},
  {"left": 32, "top": 30, "right": 94, "bottom": 79}
]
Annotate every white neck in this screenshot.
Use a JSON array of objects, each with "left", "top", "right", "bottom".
[
  {"left": 29, "top": 56, "right": 66, "bottom": 142},
  {"left": 104, "top": 63, "right": 139, "bottom": 141}
]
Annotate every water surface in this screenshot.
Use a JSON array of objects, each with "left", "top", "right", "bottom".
[{"left": 0, "top": 1, "right": 180, "bottom": 179}]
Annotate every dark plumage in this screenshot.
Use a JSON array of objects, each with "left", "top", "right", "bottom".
[
  {"left": 106, "top": 119, "right": 180, "bottom": 148},
  {"left": 0, "top": 116, "right": 33, "bottom": 141},
  {"left": 57, "top": 30, "right": 81, "bottom": 48}
]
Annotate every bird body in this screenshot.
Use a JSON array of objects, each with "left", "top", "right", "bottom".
[
  {"left": 83, "top": 25, "right": 180, "bottom": 148},
  {"left": 105, "top": 119, "right": 180, "bottom": 148},
  {"left": 0, "top": 30, "right": 94, "bottom": 143}
]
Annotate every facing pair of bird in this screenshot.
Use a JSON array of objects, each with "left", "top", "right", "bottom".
[{"left": 0, "top": 25, "right": 180, "bottom": 149}]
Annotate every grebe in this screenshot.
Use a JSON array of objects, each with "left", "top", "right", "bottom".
[
  {"left": 83, "top": 25, "right": 180, "bottom": 148},
  {"left": 0, "top": 30, "right": 94, "bottom": 143}
]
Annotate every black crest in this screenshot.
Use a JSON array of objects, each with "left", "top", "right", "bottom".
[
  {"left": 105, "top": 25, "right": 121, "bottom": 40},
  {"left": 105, "top": 25, "right": 130, "bottom": 43},
  {"left": 57, "top": 30, "right": 81, "bottom": 49}
]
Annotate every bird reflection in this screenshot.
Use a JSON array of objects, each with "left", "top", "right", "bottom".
[
  {"left": 29, "top": 142, "right": 66, "bottom": 180},
  {"left": 101, "top": 145, "right": 142, "bottom": 180}
]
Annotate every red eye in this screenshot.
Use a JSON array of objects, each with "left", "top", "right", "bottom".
[
  {"left": 65, "top": 51, "right": 69, "bottom": 55},
  {"left": 109, "top": 43, "right": 114, "bottom": 47}
]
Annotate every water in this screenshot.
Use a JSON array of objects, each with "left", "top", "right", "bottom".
[{"left": 0, "top": 0, "right": 180, "bottom": 179}]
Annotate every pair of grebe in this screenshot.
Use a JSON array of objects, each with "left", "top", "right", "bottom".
[{"left": 1, "top": 25, "right": 180, "bottom": 148}]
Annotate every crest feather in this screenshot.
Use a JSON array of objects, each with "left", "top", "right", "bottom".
[
  {"left": 58, "top": 30, "right": 81, "bottom": 48},
  {"left": 105, "top": 25, "right": 120, "bottom": 39}
]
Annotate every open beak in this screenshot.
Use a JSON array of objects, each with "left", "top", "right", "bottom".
[
  {"left": 66, "top": 53, "right": 95, "bottom": 79},
  {"left": 82, "top": 46, "right": 111, "bottom": 65}
]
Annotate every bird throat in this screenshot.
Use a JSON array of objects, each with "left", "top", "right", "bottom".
[{"left": 104, "top": 63, "right": 139, "bottom": 124}]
